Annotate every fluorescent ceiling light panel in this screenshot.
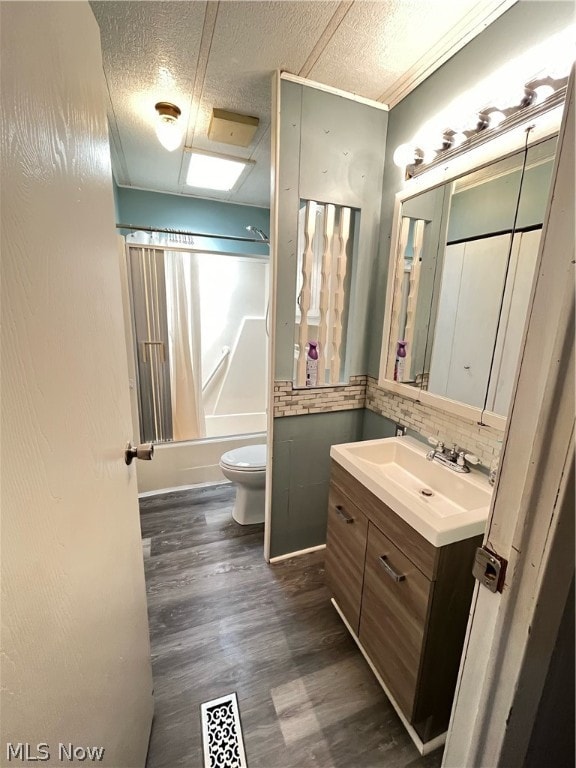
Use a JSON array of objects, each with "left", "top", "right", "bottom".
[{"left": 186, "top": 151, "right": 251, "bottom": 191}]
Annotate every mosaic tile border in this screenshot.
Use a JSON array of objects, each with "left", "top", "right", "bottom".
[
  {"left": 365, "top": 377, "right": 503, "bottom": 468},
  {"left": 273, "top": 375, "right": 367, "bottom": 417},
  {"left": 272, "top": 374, "right": 503, "bottom": 469}
]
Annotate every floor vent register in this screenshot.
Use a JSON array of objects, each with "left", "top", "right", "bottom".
[{"left": 201, "top": 692, "right": 248, "bottom": 768}]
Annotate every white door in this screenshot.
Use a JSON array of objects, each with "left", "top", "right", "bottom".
[{"left": 1, "top": 4, "right": 153, "bottom": 767}]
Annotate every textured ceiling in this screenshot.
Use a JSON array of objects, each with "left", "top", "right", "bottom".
[{"left": 91, "top": 0, "right": 516, "bottom": 208}]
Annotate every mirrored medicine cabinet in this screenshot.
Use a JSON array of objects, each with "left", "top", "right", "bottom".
[{"left": 379, "top": 116, "right": 562, "bottom": 428}]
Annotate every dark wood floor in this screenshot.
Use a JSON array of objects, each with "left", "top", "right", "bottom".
[{"left": 140, "top": 484, "right": 444, "bottom": 768}]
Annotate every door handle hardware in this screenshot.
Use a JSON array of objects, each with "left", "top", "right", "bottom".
[
  {"left": 335, "top": 505, "right": 354, "bottom": 524},
  {"left": 125, "top": 442, "right": 154, "bottom": 465},
  {"left": 379, "top": 555, "right": 406, "bottom": 582}
]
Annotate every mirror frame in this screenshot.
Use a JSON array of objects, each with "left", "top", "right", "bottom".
[{"left": 378, "top": 105, "right": 564, "bottom": 430}]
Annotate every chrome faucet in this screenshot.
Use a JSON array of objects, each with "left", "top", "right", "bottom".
[{"left": 426, "top": 438, "right": 480, "bottom": 474}]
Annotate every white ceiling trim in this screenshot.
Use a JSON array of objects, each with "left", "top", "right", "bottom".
[
  {"left": 102, "top": 61, "right": 130, "bottom": 186},
  {"left": 115, "top": 181, "right": 271, "bottom": 209},
  {"left": 281, "top": 71, "right": 389, "bottom": 111},
  {"left": 177, "top": 1, "right": 220, "bottom": 192},
  {"left": 378, "top": 0, "right": 519, "bottom": 108},
  {"left": 298, "top": 0, "right": 354, "bottom": 78},
  {"left": 233, "top": 124, "right": 271, "bottom": 199}
]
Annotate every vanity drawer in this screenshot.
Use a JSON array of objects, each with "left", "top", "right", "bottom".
[
  {"left": 331, "top": 461, "right": 438, "bottom": 580},
  {"left": 359, "top": 522, "right": 433, "bottom": 719},
  {"left": 325, "top": 484, "right": 368, "bottom": 635}
]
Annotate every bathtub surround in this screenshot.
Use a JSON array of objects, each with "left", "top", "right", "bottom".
[{"left": 121, "top": 233, "right": 268, "bottom": 493}]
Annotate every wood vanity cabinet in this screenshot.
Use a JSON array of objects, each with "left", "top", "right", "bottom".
[
  {"left": 325, "top": 482, "right": 368, "bottom": 634},
  {"left": 325, "top": 460, "right": 482, "bottom": 743}
]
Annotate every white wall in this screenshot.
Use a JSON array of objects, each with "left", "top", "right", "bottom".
[{"left": 199, "top": 254, "right": 268, "bottom": 415}]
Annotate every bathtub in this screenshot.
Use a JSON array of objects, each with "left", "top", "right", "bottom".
[
  {"left": 136, "top": 428, "right": 266, "bottom": 495},
  {"left": 205, "top": 412, "right": 267, "bottom": 438}
]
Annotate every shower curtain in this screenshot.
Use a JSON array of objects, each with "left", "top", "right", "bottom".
[{"left": 165, "top": 250, "right": 205, "bottom": 441}]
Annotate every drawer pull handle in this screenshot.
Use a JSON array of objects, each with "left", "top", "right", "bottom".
[
  {"left": 335, "top": 505, "right": 354, "bottom": 524},
  {"left": 379, "top": 555, "right": 406, "bottom": 582}
]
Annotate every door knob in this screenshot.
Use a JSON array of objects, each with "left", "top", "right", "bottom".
[{"left": 125, "top": 441, "right": 154, "bottom": 465}]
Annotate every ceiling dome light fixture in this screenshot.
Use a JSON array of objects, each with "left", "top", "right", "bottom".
[{"left": 154, "top": 101, "right": 183, "bottom": 152}]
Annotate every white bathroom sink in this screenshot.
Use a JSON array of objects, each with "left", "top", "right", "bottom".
[{"left": 330, "top": 436, "right": 493, "bottom": 547}]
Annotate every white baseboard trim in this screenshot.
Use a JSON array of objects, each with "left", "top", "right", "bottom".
[
  {"left": 138, "top": 480, "right": 230, "bottom": 499},
  {"left": 269, "top": 543, "right": 326, "bottom": 564},
  {"left": 331, "top": 598, "right": 446, "bottom": 757}
]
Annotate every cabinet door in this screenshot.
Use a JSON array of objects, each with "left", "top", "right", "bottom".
[
  {"left": 325, "top": 484, "right": 368, "bottom": 634},
  {"left": 487, "top": 228, "right": 541, "bottom": 415},
  {"left": 446, "top": 234, "right": 510, "bottom": 406},
  {"left": 359, "top": 523, "right": 432, "bottom": 719}
]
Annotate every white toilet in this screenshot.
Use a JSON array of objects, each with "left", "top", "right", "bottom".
[{"left": 219, "top": 444, "right": 267, "bottom": 525}]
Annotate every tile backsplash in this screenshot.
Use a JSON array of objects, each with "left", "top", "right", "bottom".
[
  {"left": 273, "top": 376, "right": 367, "bottom": 417},
  {"left": 365, "top": 377, "right": 503, "bottom": 469},
  {"left": 273, "top": 375, "right": 503, "bottom": 469}
]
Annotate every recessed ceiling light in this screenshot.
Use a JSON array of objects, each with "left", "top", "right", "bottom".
[{"left": 185, "top": 151, "right": 253, "bottom": 191}]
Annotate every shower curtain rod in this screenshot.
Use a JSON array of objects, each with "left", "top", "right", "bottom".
[{"left": 116, "top": 223, "right": 269, "bottom": 244}]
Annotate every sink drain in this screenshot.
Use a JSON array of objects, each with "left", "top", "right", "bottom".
[{"left": 420, "top": 488, "right": 434, "bottom": 497}]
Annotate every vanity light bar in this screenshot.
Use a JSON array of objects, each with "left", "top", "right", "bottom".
[{"left": 397, "top": 78, "right": 567, "bottom": 179}]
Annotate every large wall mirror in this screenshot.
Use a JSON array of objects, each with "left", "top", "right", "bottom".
[{"left": 380, "top": 120, "right": 560, "bottom": 426}]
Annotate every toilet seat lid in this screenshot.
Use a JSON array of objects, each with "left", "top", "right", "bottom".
[{"left": 220, "top": 444, "right": 267, "bottom": 471}]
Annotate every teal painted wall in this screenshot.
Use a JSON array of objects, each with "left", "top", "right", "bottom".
[
  {"left": 447, "top": 158, "right": 554, "bottom": 242},
  {"left": 361, "top": 409, "right": 396, "bottom": 441},
  {"left": 116, "top": 186, "right": 270, "bottom": 256},
  {"left": 270, "top": 410, "right": 364, "bottom": 558},
  {"left": 275, "top": 81, "right": 388, "bottom": 381},
  {"left": 270, "top": 80, "right": 388, "bottom": 557},
  {"left": 367, "top": 1, "right": 574, "bottom": 377},
  {"left": 112, "top": 179, "right": 120, "bottom": 222}
]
